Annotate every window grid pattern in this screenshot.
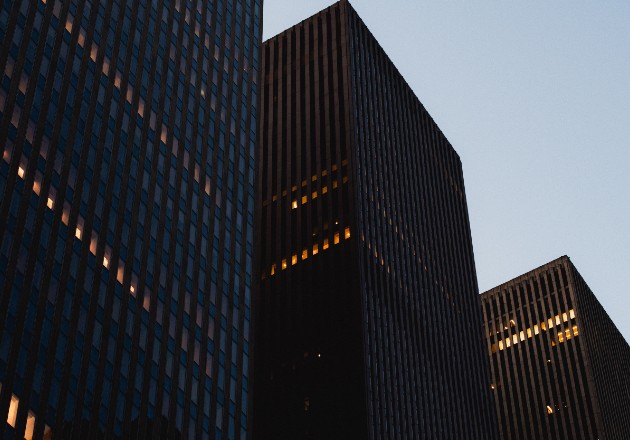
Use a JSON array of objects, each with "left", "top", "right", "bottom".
[
  {"left": 0, "top": 0, "right": 261, "bottom": 438},
  {"left": 481, "top": 256, "right": 630, "bottom": 440}
]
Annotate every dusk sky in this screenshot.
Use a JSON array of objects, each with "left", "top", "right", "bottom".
[{"left": 262, "top": 1, "right": 630, "bottom": 341}]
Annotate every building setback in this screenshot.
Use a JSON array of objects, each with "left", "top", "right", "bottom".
[
  {"left": 255, "top": 1, "right": 497, "bottom": 438},
  {"left": 0, "top": 0, "right": 260, "bottom": 438},
  {"left": 481, "top": 256, "right": 630, "bottom": 440}
]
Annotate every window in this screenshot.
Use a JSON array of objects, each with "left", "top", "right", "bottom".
[
  {"left": 312, "top": 244, "right": 318, "bottom": 255},
  {"left": 292, "top": 200, "right": 297, "bottom": 209},
  {"left": 344, "top": 227, "right": 351, "bottom": 239},
  {"left": 323, "top": 238, "right": 329, "bottom": 250},
  {"left": 281, "top": 259, "right": 287, "bottom": 270},
  {"left": 334, "top": 233, "right": 340, "bottom": 245},
  {"left": 291, "top": 254, "right": 298, "bottom": 265},
  {"left": 302, "top": 249, "right": 308, "bottom": 260},
  {"left": 301, "top": 195, "right": 307, "bottom": 205}
]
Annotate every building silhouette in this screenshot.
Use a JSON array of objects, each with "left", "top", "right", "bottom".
[
  {"left": 254, "top": 1, "right": 498, "bottom": 438},
  {"left": 481, "top": 256, "right": 630, "bottom": 439},
  {"left": 0, "top": 0, "right": 260, "bottom": 438}
]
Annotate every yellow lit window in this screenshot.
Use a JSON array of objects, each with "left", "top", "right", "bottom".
[
  {"left": 534, "top": 325, "right": 539, "bottom": 335},
  {"left": 555, "top": 315, "right": 561, "bottom": 325},
  {"left": 103, "top": 256, "right": 110, "bottom": 269},
  {"left": 548, "top": 318, "right": 554, "bottom": 329},
  {"left": 527, "top": 328, "right": 532, "bottom": 338},
  {"left": 334, "top": 233, "right": 340, "bottom": 245},
  {"left": 541, "top": 321, "right": 546, "bottom": 331},
  {"left": 506, "top": 338, "right": 511, "bottom": 347},
  {"left": 512, "top": 334, "right": 518, "bottom": 344},
  {"left": 498, "top": 340, "right": 504, "bottom": 350},
  {"left": 282, "top": 259, "right": 287, "bottom": 270},
  {"left": 270, "top": 264, "right": 276, "bottom": 276},
  {"left": 520, "top": 331, "right": 525, "bottom": 341},
  {"left": 573, "top": 325, "right": 579, "bottom": 336},
  {"left": 292, "top": 254, "right": 298, "bottom": 265},
  {"left": 491, "top": 344, "right": 497, "bottom": 353},
  {"left": 17, "top": 166, "right": 25, "bottom": 179},
  {"left": 332, "top": 180, "right": 338, "bottom": 189},
  {"left": 292, "top": 185, "right": 298, "bottom": 192},
  {"left": 342, "top": 176, "right": 349, "bottom": 183},
  {"left": 323, "top": 239, "right": 329, "bottom": 250},
  {"left": 282, "top": 189, "right": 287, "bottom": 196},
  {"left": 302, "top": 249, "right": 308, "bottom": 260},
  {"left": 312, "top": 243, "right": 318, "bottom": 255},
  {"left": 301, "top": 195, "right": 307, "bottom": 205},
  {"left": 345, "top": 227, "right": 351, "bottom": 239},
  {"left": 332, "top": 164, "right": 338, "bottom": 171},
  {"left": 292, "top": 200, "right": 298, "bottom": 209},
  {"left": 272, "top": 195, "right": 278, "bottom": 202},
  {"left": 302, "top": 180, "right": 307, "bottom": 187},
  {"left": 562, "top": 312, "right": 568, "bottom": 322},
  {"left": 322, "top": 186, "right": 328, "bottom": 194},
  {"left": 547, "top": 405, "right": 553, "bottom": 414},
  {"left": 558, "top": 332, "right": 564, "bottom": 343},
  {"left": 47, "top": 197, "right": 54, "bottom": 209},
  {"left": 312, "top": 175, "right": 317, "bottom": 182},
  {"left": 569, "top": 309, "right": 576, "bottom": 319},
  {"left": 75, "top": 225, "right": 83, "bottom": 240},
  {"left": 312, "top": 191, "right": 317, "bottom": 199},
  {"left": 322, "top": 170, "right": 328, "bottom": 176},
  {"left": 510, "top": 319, "right": 516, "bottom": 326},
  {"left": 130, "top": 284, "right": 136, "bottom": 294},
  {"left": 565, "top": 329, "right": 571, "bottom": 340},
  {"left": 7, "top": 394, "right": 19, "bottom": 427}
]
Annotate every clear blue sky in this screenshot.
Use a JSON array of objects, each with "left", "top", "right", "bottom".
[{"left": 262, "top": 1, "right": 630, "bottom": 341}]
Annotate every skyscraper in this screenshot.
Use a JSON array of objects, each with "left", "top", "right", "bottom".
[
  {"left": 481, "top": 256, "right": 630, "bottom": 439},
  {"left": 0, "top": 0, "right": 260, "bottom": 438},
  {"left": 255, "top": 1, "right": 497, "bottom": 438}
]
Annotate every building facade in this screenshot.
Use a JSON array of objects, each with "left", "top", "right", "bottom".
[
  {"left": 0, "top": 0, "right": 260, "bottom": 438},
  {"left": 255, "top": 1, "right": 497, "bottom": 438},
  {"left": 481, "top": 256, "right": 630, "bottom": 439}
]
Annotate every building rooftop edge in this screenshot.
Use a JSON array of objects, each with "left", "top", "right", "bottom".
[{"left": 480, "top": 255, "right": 570, "bottom": 298}]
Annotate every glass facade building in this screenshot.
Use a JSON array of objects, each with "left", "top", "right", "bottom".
[
  {"left": 255, "top": 1, "right": 498, "bottom": 438},
  {"left": 481, "top": 256, "right": 630, "bottom": 440},
  {"left": 0, "top": 0, "right": 260, "bottom": 438}
]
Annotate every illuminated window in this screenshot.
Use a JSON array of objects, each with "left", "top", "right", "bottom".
[
  {"left": 270, "top": 264, "right": 276, "bottom": 276},
  {"left": 506, "top": 338, "right": 511, "bottom": 347},
  {"left": 562, "top": 312, "right": 568, "bottom": 322},
  {"left": 510, "top": 319, "right": 516, "bottom": 326},
  {"left": 301, "top": 195, "right": 307, "bottom": 205},
  {"left": 547, "top": 405, "right": 553, "bottom": 415},
  {"left": 512, "top": 334, "right": 518, "bottom": 344},
  {"left": 520, "top": 331, "right": 525, "bottom": 341},
  {"left": 312, "top": 243, "right": 318, "bottom": 255},
  {"left": 334, "top": 233, "right": 340, "bottom": 245},
  {"left": 491, "top": 344, "right": 497, "bottom": 353},
  {"left": 322, "top": 170, "right": 328, "bottom": 176},
  {"left": 527, "top": 328, "right": 532, "bottom": 338},
  {"left": 312, "top": 191, "right": 317, "bottom": 199},
  {"left": 323, "top": 239, "right": 329, "bottom": 250},
  {"left": 302, "top": 249, "right": 308, "bottom": 260},
  {"left": 541, "top": 321, "right": 547, "bottom": 331},
  {"left": 75, "top": 225, "right": 83, "bottom": 240},
  {"left": 302, "top": 180, "right": 307, "bottom": 187},
  {"left": 292, "top": 200, "right": 298, "bottom": 209},
  {"left": 344, "top": 227, "right": 351, "bottom": 239},
  {"left": 498, "top": 340, "right": 504, "bottom": 350},
  {"left": 17, "top": 166, "right": 25, "bottom": 178},
  {"left": 573, "top": 325, "right": 579, "bottom": 336},
  {"left": 569, "top": 309, "right": 576, "bottom": 319},
  {"left": 332, "top": 180, "right": 338, "bottom": 189},
  {"left": 47, "top": 197, "right": 54, "bottom": 209},
  {"left": 292, "top": 185, "right": 298, "bottom": 192},
  {"left": 292, "top": 254, "right": 298, "bottom": 265},
  {"left": 555, "top": 315, "right": 561, "bottom": 325},
  {"left": 322, "top": 186, "right": 328, "bottom": 194},
  {"left": 312, "top": 175, "right": 317, "bottom": 182},
  {"left": 491, "top": 384, "right": 495, "bottom": 390},
  {"left": 130, "top": 284, "right": 135, "bottom": 294},
  {"left": 282, "top": 259, "right": 287, "bottom": 270},
  {"left": 332, "top": 164, "right": 338, "bottom": 171},
  {"left": 342, "top": 176, "right": 349, "bottom": 183},
  {"left": 272, "top": 195, "right": 278, "bottom": 202},
  {"left": 103, "top": 256, "right": 110, "bottom": 269},
  {"left": 534, "top": 324, "right": 539, "bottom": 335},
  {"left": 558, "top": 332, "right": 564, "bottom": 343},
  {"left": 7, "top": 394, "right": 19, "bottom": 427},
  {"left": 548, "top": 318, "right": 554, "bottom": 329}
]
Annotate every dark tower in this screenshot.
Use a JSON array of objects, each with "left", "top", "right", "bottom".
[
  {"left": 0, "top": 0, "right": 261, "bottom": 438},
  {"left": 481, "top": 256, "right": 630, "bottom": 440},
  {"left": 255, "top": 1, "right": 498, "bottom": 438}
]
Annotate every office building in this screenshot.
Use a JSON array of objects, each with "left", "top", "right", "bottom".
[
  {"left": 255, "top": 1, "right": 497, "bottom": 438},
  {"left": 481, "top": 256, "right": 630, "bottom": 439},
  {"left": 0, "top": 0, "right": 260, "bottom": 438}
]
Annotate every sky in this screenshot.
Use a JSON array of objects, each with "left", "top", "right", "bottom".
[{"left": 262, "top": 0, "right": 630, "bottom": 341}]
